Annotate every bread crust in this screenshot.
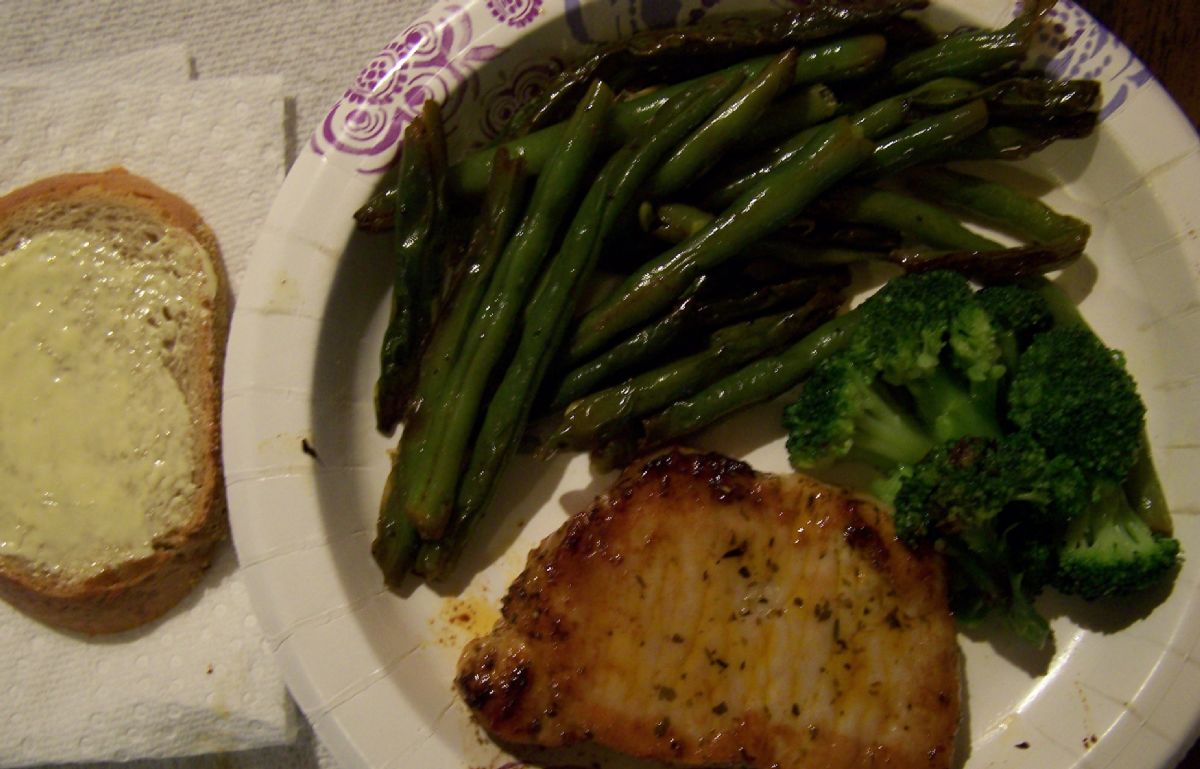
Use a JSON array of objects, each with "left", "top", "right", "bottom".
[{"left": 0, "top": 169, "right": 230, "bottom": 635}]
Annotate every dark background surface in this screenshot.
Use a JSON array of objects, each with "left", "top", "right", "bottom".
[
  {"left": 1080, "top": 0, "right": 1200, "bottom": 127},
  {"left": 1055, "top": 4, "right": 1200, "bottom": 767}
]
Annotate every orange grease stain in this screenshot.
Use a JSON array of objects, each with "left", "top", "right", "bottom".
[{"left": 433, "top": 589, "right": 501, "bottom": 648}]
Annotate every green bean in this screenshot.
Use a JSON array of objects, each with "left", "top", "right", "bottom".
[
  {"left": 887, "top": 0, "right": 1052, "bottom": 88},
  {"left": 646, "top": 49, "right": 796, "bottom": 198},
  {"left": 568, "top": 117, "right": 873, "bottom": 362},
  {"left": 944, "top": 122, "right": 1095, "bottom": 162},
  {"left": 374, "top": 101, "right": 448, "bottom": 434},
  {"left": 499, "top": 0, "right": 921, "bottom": 139},
  {"left": 426, "top": 78, "right": 738, "bottom": 574},
  {"left": 543, "top": 298, "right": 843, "bottom": 455},
  {"left": 856, "top": 98, "right": 987, "bottom": 178},
  {"left": 641, "top": 310, "right": 861, "bottom": 447},
  {"left": 372, "top": 467, "right": 422, "bottom": 584},
  {"left": 549, "top": 276, "right": 708, "bottom": 411},
  {"left": 371, "top": 150, "right": 529, "bottom": 585},
  {"left": 651, "top": 200, "right": 899, "bottom": 254},
  {"left": 906, "top": 167, "right": 1087, "bottom": 243},
  {"left": 402, "top": 82, "right": 612, "bottom": 541},
  {"left": 885, "top": 168, "right": 1089, "bottom": 281},
  {"left": 353, "top": 164, "right": 399, "bottom": 232},
  {"left": 824, "top": 186, "right": 1000, "bottom": 251},
  {"left": 739, "top": 84, "right": 840, "bottom": 150},
  {"left": 550, "top": 270, "right": 842, "bottom": 411},
  {"left": 647, "top": 202, "right": 715, "bottom": 243},
  {"left": 704, "top": 78, "right": 971, "bottom": 208},
  {"left": 448, "top": 35, "right": 887, "bottom": 197}
]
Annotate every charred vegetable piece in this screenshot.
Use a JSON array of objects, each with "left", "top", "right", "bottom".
[
  {"left": 374, "top": 101, "right": 448, "bottom": 434},
  {"left": 500, "top": 0, "right": 927, "bottom": 138}
]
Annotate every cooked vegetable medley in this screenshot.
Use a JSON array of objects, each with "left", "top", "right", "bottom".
[{"left": 358, "top": 0, "right": 1179, "bottom": 640}]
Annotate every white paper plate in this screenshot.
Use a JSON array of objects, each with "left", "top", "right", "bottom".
[{"left": 223, "top": 1, "right": 1200, "bottom": 767}]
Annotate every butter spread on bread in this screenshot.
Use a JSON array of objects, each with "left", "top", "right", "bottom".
[
  {"left": 0, "top": 229, "right": 208, "bottom": 574},
  {"left": 0, "top": 170, "right": 229, "bottom": 634}
]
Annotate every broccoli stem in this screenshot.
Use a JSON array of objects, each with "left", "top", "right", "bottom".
[
  {"left": 849, "top": 383, "right": 936, "bottom": 470},
  {"left": 1006, "top": 573, "right": 1051, "bottom": 648},
  {"left": 905, "top": 367, "right": 1001, "bottom": 442},
  {"left": 1056, "top": 480, "right": 1181, "bottom": 600}
]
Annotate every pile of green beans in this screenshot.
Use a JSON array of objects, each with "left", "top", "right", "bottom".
[{"left": 364, "top": 0, "right": 1101, "bottom": 586}]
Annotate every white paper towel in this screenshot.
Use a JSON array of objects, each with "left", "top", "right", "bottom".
[
  {"left": 0, "top": 0, "right": 433, "bottom": 169},
  {"left": 0, "top": 43, "right": 190, "bottom": 90},
  {"left": 0, "top": 53, "right": 297, "bottom": 767}
]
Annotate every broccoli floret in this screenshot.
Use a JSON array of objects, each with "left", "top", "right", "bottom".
[
  {"left": 1008, "top": 325, "right": 1144, "bottom": 480},
  {"left": 1008, "top": 323, "right": 1180, "bottom": 598},
  {"left": 784, "top": 355, "right": 936, "bottom": 472},
  {"left": 853, "top": 271, "right": 1003, "bottom": 442},
  {"left": 976, "top": 282, "right": 1054, "bottom": 370},
  {"left": 1055, "top": 481, "right": 1181, "bottom": 599},
  {"left": 893, "top": 434, "right": 1088, "bottom": 647}
]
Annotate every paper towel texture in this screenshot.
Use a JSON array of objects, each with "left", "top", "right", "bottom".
[
  {"left": 0, "top": 43, "right": 190, "bottom": 89},
  {"left": 0, "top": 0, "right": 433, "bottom": 168},
  {"left": 0, "top": 64, "right": 297, "bottom": 766},
  {"left": 0, "top": 75, "right": 285, "bottom": 286},
  {"left": 0, "top": 5, "right": 442, "bottom": 766}
]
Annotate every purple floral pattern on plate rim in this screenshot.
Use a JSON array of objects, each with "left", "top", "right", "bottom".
[
  {"left": 1025, "top": 0, "right": 1153, "bottom": 120},
  {"left": 487, "top": 0, "right": 544, "bottom": 28},
  {"left": 311, "top": 0, "right": 1157, "bottom": 176},
  {"left": 310, "top": 4, "right": 502, "bottom": 173}
]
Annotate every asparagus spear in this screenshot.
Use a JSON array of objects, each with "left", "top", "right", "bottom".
[
  {"left": 416, "top": 77, "right": 741, "bottom": 579},
  {"left": 499, "top": 0, "right": 925, "bottom": 139},
  {"left": 886, "top": 0, "right": 1053, "bottom": 87},
  {"left": 372, "top": 150, "right": 529, "bottom": 584},
  {"left": 374, "top": 100, "right": 448, "bottom": 434},
  {"left": 400, "top": 81, "right": 613, "bottom": 543}
]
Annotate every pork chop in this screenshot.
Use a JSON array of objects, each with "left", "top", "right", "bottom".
[{"left": 457, "top": 449, "right": 960, "bottom": 769}]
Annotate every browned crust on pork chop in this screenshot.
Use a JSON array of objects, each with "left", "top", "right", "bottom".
[{"left": 458, "top": 448, "right": 960, "bottom": 769}]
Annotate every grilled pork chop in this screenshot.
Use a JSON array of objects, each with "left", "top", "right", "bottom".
[{"left": 457, "top": 449, "right": 960, "bottom": 769}]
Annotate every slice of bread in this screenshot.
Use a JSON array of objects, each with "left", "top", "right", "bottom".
[{"left": 0, "top": 169, "right": 230, "bottom": 634}]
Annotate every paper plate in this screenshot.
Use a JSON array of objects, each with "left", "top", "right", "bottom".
[{"left": 223, "top": 1, "right": 1200, "bottom": 767}]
